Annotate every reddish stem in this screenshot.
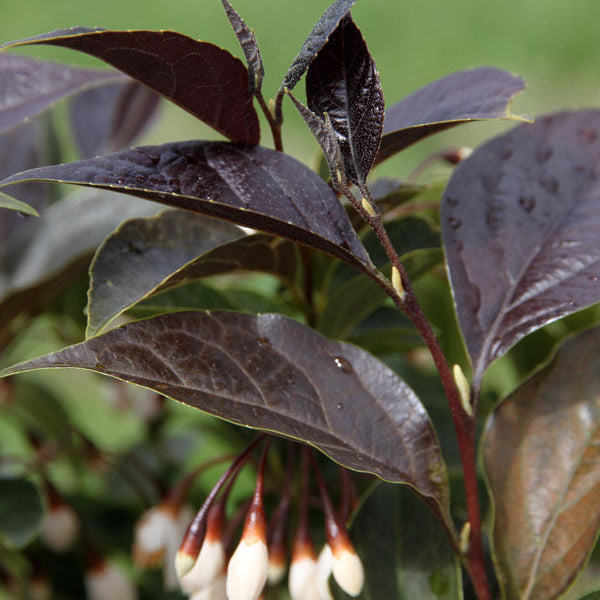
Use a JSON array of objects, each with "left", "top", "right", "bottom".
[{"left": 357, "top": 206, "right": 491, "bottom": 600}]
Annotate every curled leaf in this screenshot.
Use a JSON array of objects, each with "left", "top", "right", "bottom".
[{"left": 306, "top": 14, "right": 384, "bottom": 185}]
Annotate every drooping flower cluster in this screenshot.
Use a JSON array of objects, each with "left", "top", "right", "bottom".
[{"left": 133, "top": 436, "right": 365, "bottom": 600}]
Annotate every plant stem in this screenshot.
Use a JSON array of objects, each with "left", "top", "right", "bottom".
[
  {"left": 256, "top": 92, "right": 283, "bottom": 152},
  {"left": 359, "top": 205, "right": 492, "bottom": 600}
]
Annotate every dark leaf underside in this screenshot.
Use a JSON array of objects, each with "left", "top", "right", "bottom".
[
  {"left": 442, "top": 110, "right": 600, "bottom": 389},
  {"left": 2, "top": 311, "right": 451, "bottom": 522},
  {"left": 376, "top": 67, "right": 526, "bottom": 164},
  {"left": 1, "top": 28, "right": 260, "bottom": 145},
  {"left": 0, "top": 141, "right": 372, "bottom": 272},
  {"left": 483, "top": 326, "right": 600, "bottom": 600}
]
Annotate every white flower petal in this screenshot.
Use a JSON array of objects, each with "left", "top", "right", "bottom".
[
  {"left": 331, "top": 547, "right": 364, "bottom": 597},
  {"left": 289, "top": 555, "right": 320, "bottom": 600},
  {"left": 189, "top": 574, "right": 227, "bottom": 600},
  {"left": 316, "top": 545, "right": 334, "bottom": 600},
  {"left": 85, "top": 562, "right": 137, "bottom": 600},
  {"left": 41, "top": 504, "right": 80, "bottom": 552},
  {"left": 226, "top": 538, "right": 268, "bottom": 600},
  {"left": 179, "top": 539, "right": 226, "bottom": 593}
]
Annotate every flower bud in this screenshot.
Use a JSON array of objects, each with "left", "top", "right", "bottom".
[
  {"left": 226, "top": 535, "right": 269, "bottom": 600},
  {"left": 189, "top": 574, "right": 227, "bottom": 600},
  {"left": 134, "top": 502, "right": 192, "bottom": 590},
  {"left": 133, "top": 504, "right": 177, "bottom": 568},
  {"left": 267, "top": 549, "right": 287, "bottom": 585},
  {"left": 179, "top": 504, "right": 226, "bottom": 594},
  {"left": 316, "top": 544, "right": 334, "bottom": 600},
  {"left": 40, "top": 503, "right": 80, "bottom": 552},
  {"left": 85, "top": 560, "right": 137, "bottom": 600},
  {"left": 289, "top": 544, "right": 320, "bottom": 600},
  {"left": 330, "top": 536, "right": 364, "bottom": 597},
  {"left": 226, "top": 498, "right": 268, "bottom": 600}
]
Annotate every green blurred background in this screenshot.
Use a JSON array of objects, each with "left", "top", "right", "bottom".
[{"left": 3, "top": 0, "right": 600, "bottom": 174}]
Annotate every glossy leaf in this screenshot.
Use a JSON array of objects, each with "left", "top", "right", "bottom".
[
  {"left": 0, "top": 191, "right": 37, "bottom": 216},
  {"left": 0, "top": 53, "right": 122, "bottom": 134},
  {"left": 0, "top": 189, "right": 156, "bottom": 338},
  {"left": 483, "top": 326, "right": 600, "bottom": 600},
  {"left": 280, "top": 0, "right": 356, "bottom": 92},
  {"left": 442, "top": 110, "right": 600, "bottom": 390},
  {"left": 306, "top": 14, "right": 384, "bottom": 185},
  {"left": 1, "top": 29, "right": 260, "bottom": 145},
  {"left": 338, "top": 482, "right": 461, "bottom": 599},
  {"left": 0, "top": 141, "right": 372, "bottom": 272},
  {"left": 376, "top": 67, "right": 526, "bottom": 164},
  {"left": 0, "top": 478, "right": 44, "bottom": 548},
  {"left": 70, "top": 80, "right": 160, "bottom": 158},
  {"left": 87, "top": 210, "right": 244, "bottom": 337},
  {"left": 1, "top": 311, "right": 451, "bottom": 524},
  {"left": 221, "top": 0, "right": 264, "bottom": 95}
]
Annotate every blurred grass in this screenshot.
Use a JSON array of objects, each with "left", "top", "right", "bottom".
[{"left": 2, "top": 0, "right": 600, "bottom": 174}]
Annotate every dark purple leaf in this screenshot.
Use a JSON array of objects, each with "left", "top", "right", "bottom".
[
  {"left": 280, "top": 0, "right": 356, "bottom": 92},
  {"left": 221, "top": 0, "right": 264, "bottom": 95},
  {"left": 376, "top": 67, "right": 526, "bottom": 164},
  {"left": 0, "top": 53, "right": 123, "bottom": 134},
  {"left": 306, "top": 14, "right": 384, "bottom": 186},
  {"left": 0, "top": 141, "right": 372, "bottom": 272},
  {"left": 483, "top": 326, "right": 600, "bottom": 600},
  {"left": 70, "top": 80, "right": 160, "bottom": 158},
  {"left": 87, "top": 210, "right": 244, "bottom": 337},
  {"left": 2, "top": 311, "right": 451, "bottom": 525},
  {"left": 442, "top": 110, "right": 600, "bottom": 390},
  {"left": 2, "top": 29, "right": 260, "bottom": 145}
]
